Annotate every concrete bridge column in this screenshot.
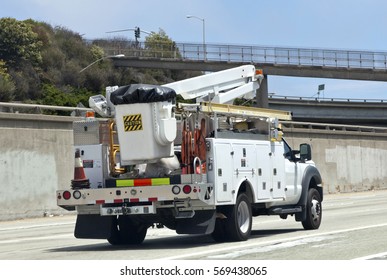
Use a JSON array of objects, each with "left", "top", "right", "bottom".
[{"left": 255, "top": 75, "right": 269, "bottom": 108}]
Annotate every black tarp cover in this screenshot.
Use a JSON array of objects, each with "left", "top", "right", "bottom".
[{"left": 110, "top": 84, "right": 176, "bottom": 105}]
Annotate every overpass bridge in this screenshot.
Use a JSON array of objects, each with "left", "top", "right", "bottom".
[
  {"left": 106, "top": 41, "right": 387, "bottom": 81},
  {"left": 268, "top": 96, "right": 387, "bottom": 125},
  {"left": 103, "top": 41, "right": 387, "bottom": 108}
]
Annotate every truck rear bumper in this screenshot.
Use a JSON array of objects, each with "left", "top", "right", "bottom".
[{"left": 57, "top": 183, "right": 213, "bottom": 206}]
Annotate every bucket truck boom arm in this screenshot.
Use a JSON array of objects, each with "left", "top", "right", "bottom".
[
  {"left": 89, "top": 65, "right": 263, "bottom": 116},
  {"left": 164, "top": 65, "right": 263, "bottom": 104}
]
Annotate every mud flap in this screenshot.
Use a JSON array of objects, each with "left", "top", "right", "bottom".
[
  {"left": 74, "top": 214, "right": 114, "bottom": 239},
  {"left": 176, "top": 210, "right": 216, "bottom": 234},
  {"left": 295, "top": 209, "right": 306, "bottom": 222}
]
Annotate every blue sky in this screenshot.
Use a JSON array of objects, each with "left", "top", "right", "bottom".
[{"left": 2, "top": 0, "right": 387, "bottom": 100}]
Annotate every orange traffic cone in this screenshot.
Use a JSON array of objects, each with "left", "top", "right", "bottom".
[{"left": 71, "top": 148, "right": 90, "bottom": 189}]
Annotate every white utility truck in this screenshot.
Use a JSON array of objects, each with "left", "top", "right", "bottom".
[{"left": 56, "top": 65, "right": 323, "bottom": 245}]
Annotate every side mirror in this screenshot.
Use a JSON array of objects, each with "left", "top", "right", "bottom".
[{"left": 300, "top": 143, "right": 311, "bottom": 161}]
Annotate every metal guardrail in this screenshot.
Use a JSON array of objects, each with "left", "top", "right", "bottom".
[
  {"left": 269, "top": 95, "right": 387, "bottom": 103},
  {"left": 0, "top": 102, "right": 93, "bottom": 116},
  {"left": 100, "top": 41, "right": 387, "bottom": 71},
  {"left": 2, "top": 102, "right": 386, "bottom": 136},
  {"left": 281, "top": 121, "right": 387, "bottom": 136}
]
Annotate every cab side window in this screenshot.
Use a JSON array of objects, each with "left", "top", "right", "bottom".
[{"left": 283, "top": 141, "right": 293, "bottom": 160}]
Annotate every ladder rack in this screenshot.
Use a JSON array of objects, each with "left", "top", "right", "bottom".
[{"left": 179, "top": 102, "right": 292, "bottom": 121}]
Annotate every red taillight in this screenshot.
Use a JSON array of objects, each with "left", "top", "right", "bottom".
[
  {"left": 63, "top": 191, "right": 71, "bottom": 200},
  {"left": 183, "top": 185, "right": 192, "bottom": 194}
]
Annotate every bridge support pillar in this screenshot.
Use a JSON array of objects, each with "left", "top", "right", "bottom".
[{"left": 256, "top": 75, "right": 269, "bottom": 108}]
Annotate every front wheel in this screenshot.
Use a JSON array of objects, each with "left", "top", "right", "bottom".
[{"left": 302, "top": 188, "right": 322, "bottom": 230}]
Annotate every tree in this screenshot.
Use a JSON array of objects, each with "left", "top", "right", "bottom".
[
  {"left": 143, "top": 29, "right": 201, "bottom": 84},
  {"left": 0, "top": 60, "right": 15, "bottom": 101},
  {"left": 144, "top": 29, "right": 180, "bottom": 59},
  {"left": 0, "top": 17, "right": 43, "bottom": 67},
  {"left": 38, "top": 84, "right": 92, "bottom": 115},
  {"left": 0, "top": 18, "right": 200, "bottom": 105}
]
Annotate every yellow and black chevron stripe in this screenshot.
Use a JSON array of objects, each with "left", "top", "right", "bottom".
[{"left": 123, "top": 114, "right": 143, "bottom": 131}]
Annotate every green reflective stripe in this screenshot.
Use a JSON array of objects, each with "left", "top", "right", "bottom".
[
  {"left": 116, "top": 179, "right": 134, "bottom": 187},
  {"left": 151, "top": 178, "right": 170, "bottom": 185}
]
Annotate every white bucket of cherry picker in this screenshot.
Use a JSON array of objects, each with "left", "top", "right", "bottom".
[{"left": 115, "top": 101, "right": 176, "bottom": 165}]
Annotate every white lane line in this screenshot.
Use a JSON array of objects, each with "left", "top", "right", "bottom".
[
  {"left": 0, "top": 222, "right": 75, "bottom": 232},
  {"left": 352, "top": 252, "right": 387, "bottom": 260},
  {"left": 208, "top": 235, "right": 337, "bottom": 259},
  {"left": 0, "top": 234, "right": 74, "bottom": 244},
  {"left": 158, "top": 223, "right": 387, "bottom": 260}
]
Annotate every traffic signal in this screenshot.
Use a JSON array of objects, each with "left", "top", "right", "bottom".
[{"left": 134, "top": 27, "right": 140, "bottom": 38}]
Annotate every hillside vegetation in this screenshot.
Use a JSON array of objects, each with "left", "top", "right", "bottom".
[{"left": 0, "top": 17, "right": 199, "bottom": 110}]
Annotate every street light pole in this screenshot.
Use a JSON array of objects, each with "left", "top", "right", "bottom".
[
  {"left": 79, "top": 54, "right": 125, "bottom": 73},
  {"left": 186, "top": 15, "right": 206, "bottom": 60}
]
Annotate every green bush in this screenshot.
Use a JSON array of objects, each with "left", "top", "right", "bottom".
[{"left": 0, "top": 18, "right": 201, "bottom": 106}]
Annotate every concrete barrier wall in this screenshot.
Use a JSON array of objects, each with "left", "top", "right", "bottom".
[
  {"left": 1, "top": 113, "right": 387, "bottom": 220},
  {"left": 0, "top": 113, "right": 78, "bottom": 220},
  {"left": 283, "top": 124, "right": 387, "bottom": 194}
]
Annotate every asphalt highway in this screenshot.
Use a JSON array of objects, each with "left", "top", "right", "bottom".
[{"left": 1, "top": 190, "right": 386, "bottom": 261}]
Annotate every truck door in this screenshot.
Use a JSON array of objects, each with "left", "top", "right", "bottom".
[{"left": 283, "top": 140, "right": 300, "bottom": 199}]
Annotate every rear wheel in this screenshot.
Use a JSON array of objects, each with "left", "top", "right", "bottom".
[
  {"left": 211, "top": 216, "right": 228, "bottom": 242},
  {"left": 107, "top": 216, "right": 148, "bottom": 245},
  {"left": 225, "top": 193, "right": 252, "bottom": 241},
  {"left": 107, "top": 216, "right": 121, "bottom": 245},
  {"left": 302, "top": 188, "right": 322, "bottom": 230}
]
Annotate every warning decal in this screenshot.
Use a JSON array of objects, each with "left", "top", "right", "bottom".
[{"left": 123, "top": 114, "right": 143, "bottom": 131}]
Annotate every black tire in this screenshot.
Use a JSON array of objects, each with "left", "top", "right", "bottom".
[
  {"left": 211, "top": 216, "right": 228, "bottom": 242},
  {"left": 107, "top": 216, "right": 121, "bottom": 245},
  {"left": 107, "top": 216, "right": 147, "bottom": 245},
  {"left": 119, "top": 216, "right": 148, "bottom": 244},
  {"left": 302, "top": 188, "right": 322, "bottom": 230},
  {"left": 225, "top": 193, "right": 252, "bottom": 241}
]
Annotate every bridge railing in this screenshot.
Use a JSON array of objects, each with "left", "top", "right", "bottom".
[
  {"left": 269, "top": 95, "right": 387, "bottom": 103},
  {"left": 101, "top": 41, "right": 387, "bottom": 70},
  {"left": 0, "top": 102, "right": 92, "bottom": 116},
  {"left": 281, "top": 121, "right": 387, "bottom": 137}
]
